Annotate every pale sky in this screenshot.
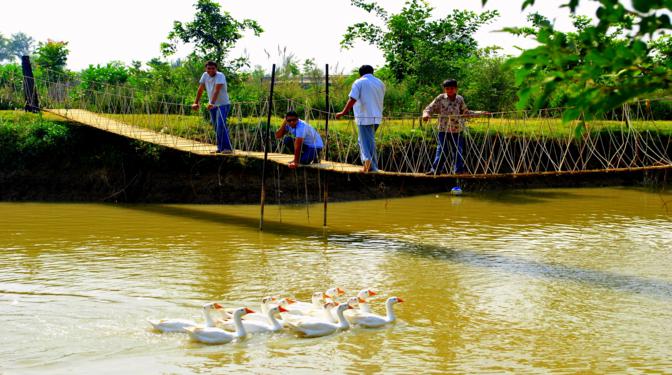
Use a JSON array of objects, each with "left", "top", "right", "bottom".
[{"left": 0, "top": 0, "right": 598, "bottom": 72}]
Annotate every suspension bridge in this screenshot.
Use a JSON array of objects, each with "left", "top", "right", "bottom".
[{"left": 2, "top": 64, "right": 672, "bottom": 180}]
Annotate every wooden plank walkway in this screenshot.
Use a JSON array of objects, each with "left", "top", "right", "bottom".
[
  {"left": 47, "top": 108, "right": 366, "bottom": 174},
  {"left": 46, "top": 109, "right": 672, "bottom": 179}
]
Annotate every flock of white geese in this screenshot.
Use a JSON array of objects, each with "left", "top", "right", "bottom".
[{"left": 148, "top": 288, "right": 404, "bottom": 344}]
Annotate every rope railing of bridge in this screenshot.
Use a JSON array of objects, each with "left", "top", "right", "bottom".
[{"left": 1, "top": 67, "right": 671, "bottom": 177}]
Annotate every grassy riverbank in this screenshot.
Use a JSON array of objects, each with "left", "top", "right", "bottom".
[
  {"left": 1, "top": 110, "right": 668, "bottom": 202},
  {"left": 102, "top": 112, "right": 672, "bottom": 142}
]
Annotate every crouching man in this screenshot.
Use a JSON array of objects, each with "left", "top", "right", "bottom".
[{"left": 275, "top": 111, "right": 323, "bottom": 169}]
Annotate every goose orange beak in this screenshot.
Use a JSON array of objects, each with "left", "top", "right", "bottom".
[
  {"left": 358, "top": 297, "right": 366, "bottom": 303},
  {"left": 397, "top": 297, "right": 404, "bottom": 303},
  {"left": 213, "top": 303, "right": 223, "bottom": 309},
  {"left": 278, "top": 306, "right": 289, "bottom": 313},
  {"left": 244, "top": 307, "right": 256, "bottom": 314},
  {"left": 368, "top": 290, "right": 377, "bottom": 296},
  {"left": 337, "top": 287, "right": 345, "bottom": 296}
]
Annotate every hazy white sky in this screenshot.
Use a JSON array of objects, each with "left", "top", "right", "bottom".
[{"left": 0, "top": 0, "right": 597, "bottom": 72}]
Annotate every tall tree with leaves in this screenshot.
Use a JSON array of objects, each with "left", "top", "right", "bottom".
[
  {"left": 9, "top": 32, "right": 34, "bottom": 59},
  {"left": 161, "top": 0, "right": 263, "bottom": 74},
  {"left": 0, "top": 34, "right": 10, "bottom": 62},
  {"left": 483, "top": 0, "right": 672, "bottom": 121},
  {"left": 650, "top": 34, "right": 672, "bottom": 68},
  {"left": 34, "top": 40, "right": 69, "bottom": 82},
  {"left": 0, "top": 32, "right": 35, "bottom": 62},
  {"left": 341, "top": 0, "right": 498, "bottom": 84}
]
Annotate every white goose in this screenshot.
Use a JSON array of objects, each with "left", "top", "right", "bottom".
[
  {"left": 344, "top": 289, "right": 378, "bottom": 321},
  {"left": 242, "top": 297, "right": 296, "bottom": 324},
  {"left": 348, "top": 297, "right": 404, "bottom": 328},
  {"left": 355, "top": 289, "right": 377, "bottom": 314},
  {"left": 284, "top": 292, "right": 325, "bottom": 315},
  {"left": 185, "top": 307, "right": 254, "bottom": 344},
  {"left": 324, "top": 287, "right": 346, "bottom": 302},
  {"left": 221, "top": 305, "right": 289, "bottom": 333},
  {"left": 287, "top": 301, "right": 338, "bottom": 324},
  {"left": 221, "top": 296, "right": 276, "bottom": 321},
  {"left": 147, "top": 302, "right": 222, "bottom": 333},
  {"left": 285, "top": 302, "right": 353, "bottom": 338}
]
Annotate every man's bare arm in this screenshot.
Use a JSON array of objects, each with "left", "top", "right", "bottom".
[
  {"left": 192, "top": 84, "right": 205, "bottom": 109},
  {"left": 289, "top": 137, "right": 304, "bottom": 168},
  {"left": 335, "top": 98, "right": 357, "bottom": 119},
  {"left": 275, "top": 119, "right": 288, "bottom": 139}
]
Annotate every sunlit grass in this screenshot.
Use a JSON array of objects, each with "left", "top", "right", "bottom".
[{"left": 100, "top": 113, "right": 672, "bottom": 144}]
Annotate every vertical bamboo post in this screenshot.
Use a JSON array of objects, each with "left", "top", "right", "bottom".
[
  {"left": 21, "top": 56, "right": 40, "bottom": 113},
  {"left": 323, "top": 64, "right": 330, "bottom": 227},
  {"left": 259, "top": 64, "right": 276, "bottom": 231}
]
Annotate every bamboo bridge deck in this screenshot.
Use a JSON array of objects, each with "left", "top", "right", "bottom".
[
  {"left": 47, "top": 109, "right": 365, "bottom": 173},
  {"left": 47, "top": 109, "right": 672, "bottom": 179}
]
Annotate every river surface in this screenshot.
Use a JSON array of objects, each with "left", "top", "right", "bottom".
[{"left": 1, "top": 187, "right": 671, "bottom": 374}]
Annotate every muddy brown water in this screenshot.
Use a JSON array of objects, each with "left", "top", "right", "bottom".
[{"left": 1, "top": 187, "right": 671, "bottom": 373}]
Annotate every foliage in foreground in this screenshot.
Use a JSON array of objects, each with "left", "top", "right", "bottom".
[
  {"left": 482, "top": 0, "right": 672, "bottom": 121},
  {"left": 0, "top": 111, "right": 71, "bottom": 167}
]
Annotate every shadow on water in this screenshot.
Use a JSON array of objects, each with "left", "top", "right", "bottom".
[
  {"left": 471, "top": 189, "right": 608, "bottom": 205},
  {"left": 118, "top": 204, "right": 672, "bottom": 301},
  {"left": 117, "top": 204, "right": 335, "bottom": 238},
  {"left": 403, "top": 241, "right": 672, "bottom": 300}
]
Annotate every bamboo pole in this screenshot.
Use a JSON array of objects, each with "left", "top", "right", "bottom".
[
  {"left": 21, "top": 56, "right": 40, "bottom": 113},
  {"left": 259, "top": 64, "right": 276, "bottom": 231},
  {"left": 323, "top": 64, "right": 330, "bottom": 227}
]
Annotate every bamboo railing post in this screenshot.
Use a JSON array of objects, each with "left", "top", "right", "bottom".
[
  {"left": 21, "top": 56, "right": 40, "bottom": 113},
  {"left": 259, "top": 64, "right": 276, "bottom": 231},
  {"left": 323, "top": 64, "right": 330, "bottom": 227}
]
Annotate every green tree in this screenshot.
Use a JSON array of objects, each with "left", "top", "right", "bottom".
[
  {"left": 650, "top": 35, "right": 672, "bottom": 68},
  {"left": 483, "top": 0, "right": 672, "bottom": 120},
  {"left": 160, "top": 0, "right": 263, "bottom": 73},
  {"left": 33, "top": 40, "right": 69, "bottom": 74},
  {"left": 460, "top": 50, "right": 517, "bottom": 112},
  {"left": 80, "top": 62, "right": 129, "bottom": 91},
  {"left": 341, "top": 0, "right": 498, "bottom": 84},
  {"left": 0, "top": 34, "right": 9, "bottom": 62},
  {"left": 506, "top": 13, "right": 631, "bottom": 110},
  {"left": 0, "top": 33, "right": 34, "bottom": 62},
  {"left": 9, "top": 32, "right": 34, "bottom": 59}
]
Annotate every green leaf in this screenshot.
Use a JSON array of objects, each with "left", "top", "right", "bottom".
[
  {"left": 574, "top": 120, "right": 586, "bottom": 140},
  {"left": 632, "top": 0, "right": 652, "bottom": 13},
  {"left": 563, "top": 108, "right": 580, "bottom": 124}
]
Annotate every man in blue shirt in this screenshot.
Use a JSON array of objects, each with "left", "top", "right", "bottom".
[
  {"left": 275, "top": 111, "right": 324, "bottom": 169},
  {"left": 191, "top": 61, "right": 233, "bottom": 153}
]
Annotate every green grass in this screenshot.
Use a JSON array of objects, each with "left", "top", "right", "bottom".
[
  {"left": 100, "top": 112, "right": 672, "bottom": 143},
  {"left": 5, "top": 110, "right": 669, "bottom": 165},
  {"left": 3, "top": 109, "right": 671, "bottom": 173}
]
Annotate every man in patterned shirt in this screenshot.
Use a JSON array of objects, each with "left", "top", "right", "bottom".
[{"left": 422, "top": 79, "right": 471, "bottom": 175}]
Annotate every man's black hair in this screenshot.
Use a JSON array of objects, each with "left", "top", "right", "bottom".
[
  {"left": 285, "top": 110, "right": 299, "bottom": 118},
  {"left": 205, "top": 61, "right": 218, "bottom": 68},
  {"left": 442, "top": 79, "right": 458, "bottom": 88},
  {"left": 358, "top": 65, "right": 374, "bottom": 76}
]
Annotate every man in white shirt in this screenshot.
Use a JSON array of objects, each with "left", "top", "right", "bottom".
[
  {"left": 336, "top": 65, "right": 385, "bottom": 173},
  {"left": 191, "top": 61, "right": 233, "bottom": 153},
  {"left": 275, "top": 111, "right": 323, "bottom": 169}
]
